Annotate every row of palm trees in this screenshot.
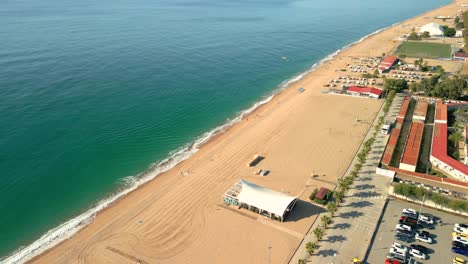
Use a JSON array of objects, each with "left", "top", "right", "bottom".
[{"left": 298, "top": 93, "right": 398, "bottom": 263}]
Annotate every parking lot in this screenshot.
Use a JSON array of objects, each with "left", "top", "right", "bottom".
[{"left": 366, "top": 198, "right": 468, "bottom": 263}]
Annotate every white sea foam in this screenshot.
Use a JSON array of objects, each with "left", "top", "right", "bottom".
[{"left": 2, "top": 24, "right": 394, "bottom": 264}]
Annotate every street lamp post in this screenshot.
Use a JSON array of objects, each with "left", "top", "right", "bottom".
[
  {"left": 417, "top": 194, "right": 426, "bottom": 224},
  {"left": 268, "top": 241, "right": 272, "bottom": 264}
]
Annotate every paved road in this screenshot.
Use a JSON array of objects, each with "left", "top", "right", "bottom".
[{"left": 289, "top": 94, "right": 406, "bottom": 264}]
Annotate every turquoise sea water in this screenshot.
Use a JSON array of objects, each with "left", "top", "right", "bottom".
[{"left": 0, "top": 0, "right": 450, "bottom": 259}]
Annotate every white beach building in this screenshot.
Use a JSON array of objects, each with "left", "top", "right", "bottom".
[
  {"left": 224, "top": 179, "right": 297, "bottom": 222},
  {"left": 419, "top": 22, "right": 444, "bottom": 37}
]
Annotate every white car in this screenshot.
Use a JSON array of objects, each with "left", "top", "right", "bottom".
[
  {"left": 455, "top": 226, "right": 468, "bottom": 235},
  {"left": 415, "top": 232, "right": 432, "bottom": 244},
  {"left": 453, "top": 236, "right": 468, "bottom": 245},
  {"left": 403, "top": 208, "right": 417, "bottom": 215},
  {"left": 455, "top": 224, "right": 468, "bottom": 234},
  {"left": 396, "top": 224, "right": 412, "bottom": 232},
  {"left": 392, "top": 242, "right": 409, "bottom": 252},
  {"left": 390, "top": 247, "right": 406, "bottom": 257},
  {"left": 409, "top": 248, "right": 427, "bottom": 260},
  {"left": 418, "top": 214, "right": 433, "bottom": 225}
]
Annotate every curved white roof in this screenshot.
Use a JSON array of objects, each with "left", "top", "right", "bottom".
[
  {"left": 237, "top": 179, "right": 296, "bottom": 216},
  {"left": 419, "top": 22, "right": 444, "bottom": 36}
]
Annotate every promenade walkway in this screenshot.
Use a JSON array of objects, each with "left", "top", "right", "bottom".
[{"left": 289, "top": 94, "right": 405, "bottom": 264}]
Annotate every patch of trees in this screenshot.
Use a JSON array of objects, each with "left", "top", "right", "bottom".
[
  {"left": 441, "top": 25, "right": 456, "bottom": 37},
  {"left": 414, "top": 58, "right": 430, "bottom": 72},
  {"left": 448, "top": 119, "right": 465, "bottom": 160},
  {"left": 407, "top": 30, "right": 421, "bottom": 41},
  {"left": 455, "top": 16, "right": 464, "bottom": 30},
  {"left": 384, "top": 78, "right": 408, "bottom": 92},
  {"left": 409, "top": 74, "right": 468, "bottom": 100},
  {"left": 463, "top": 11, "right": 468, "bottom": 47},
  {"left": 361, "top": 70, "right": 380, "bottom": 79}
]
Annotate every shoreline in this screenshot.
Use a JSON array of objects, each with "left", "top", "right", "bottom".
[
  {"left": 3, "top": 19, "right": 392, "bottom": 264},
  {"left": 3, "top": 1, "right": 457, "bottom": 263}
]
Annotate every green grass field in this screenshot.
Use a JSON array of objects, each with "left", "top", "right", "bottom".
[{"left": 396, "top": 41, "right": 452, "bottom": 59}]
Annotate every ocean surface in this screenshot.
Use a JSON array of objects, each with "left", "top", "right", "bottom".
[{"left": 0, "top": 0, "right": 450, "bottom": 260}]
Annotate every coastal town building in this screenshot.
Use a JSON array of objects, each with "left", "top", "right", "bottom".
[
  {"left": 399, "top": 122, "right": 424, "bottom": 172},
  {"left": 346, "top": 86, "right": 383, "bottom": 99},
  {"left": 413, "top": 100, "right": 429, "bottom": 122},
  {"left": 453, "top": 51, "right": 468, "bottom": 61},
  {"left": 382, "top": 97, "right": 411, "bottom": 166},
  {"left": 464, "top": 125, "right": 468, "bottom": 166},
  {"left": 378, "top": 55, "right": 399, "bottom": 73},
  {"left": 223, "top": 179, "right": 297, "bottom": 222},
  {"left": 315, "top": 187, "right": 331, "bottom": 201},
  {"left": 465, "top": 125, "right": 468, "bottom": 166},
  {"left": 430, "top": 102, "right": 468, "bottom": 182},
  {"left": 419, "top": 22, "right": 444, "bottom": 37}
]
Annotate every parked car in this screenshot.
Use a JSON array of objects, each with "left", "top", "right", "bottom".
[
  {"left": 392, "top": 242, "right": 409, "bottom": 252},
  {"left": 385, "top": 258, "right": 402, "bottom": 264},
  {"left": 396, "top": 224, "right": 412, "bottom": 232},
  {"left": 418, "top": 221, "right": 435, "bottom": 230},
  {"left": 418, "top": 214, "right": 433, "bottom": 225},
  {"left": 409, "top": 248, "right": 427, "bottom": 260},
  {"left": 453, "top": 257, "right": 466, "bottom": 264},
  {"left": 453, "top": 232, "right": 468, "bottom": 239},
  {"left": 396, "top": 228, "right": 413, "bottom": 236},
  {"left": 402, "top": 212, "right": 417, "bottom": 218},
  {"left": 454, "top": 236, "right": 468, "bottom": 245},
  {"left": 403, "top": 208, "right": 417, "bottom": 215},
  {"left": 400, "top": 216, "right": 417, "bottom": 225},
  {"left": 415, "top": 232, "right": 432, "bottom": 244},
  {"left": 456, "top": 224, "right": 468, "bottom": 231},
  {"left": 454, "top": 241, "right": 468, "bottom": 249},
  {"left": 410, "top": 244, "right": 428, "bottom": 254},
  {"left": 455, "top": 226, "right": 468, "bottom": 235},
  {"left": 453, "top": 246, "right": 468, "bottom": 257},
  {"left": 395, "top": 233, "right": 413, "bottom": 243},
  {"left": 418, "top": 230, "right": 430, "bottom": 237},
  {"left": 387, "top": 253, "right": 406, "bottom": 263}
]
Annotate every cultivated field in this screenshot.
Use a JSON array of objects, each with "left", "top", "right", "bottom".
[{"left": 396, "top": 41, "right": 452, "bottom": 59}]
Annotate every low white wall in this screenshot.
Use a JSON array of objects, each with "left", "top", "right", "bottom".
[
  {"left": 399, "top": 163, "right": 416, "bottom": 172},
  {"left": 376, "top": 167, "right": 396, "bottom": 178}
]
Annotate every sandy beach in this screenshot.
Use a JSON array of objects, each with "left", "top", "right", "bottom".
[{"left": 26, "top": 1, "right": 464, "bottom": 263}]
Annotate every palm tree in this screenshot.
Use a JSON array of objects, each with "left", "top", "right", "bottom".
[
  {"left": 449, "top": 130, "right": 464, "bottom": 148},
  {"left": 333, "top": 190, "right": 344, "bottom": 203},
  {"left": 321, "top": 215, "right": 332, "bottom": 228},
  {"left": 327, "top": 202, "right": 338, "bottom": 216},
  {"left": 298, "top": 259, "right": 307, "bottom": 264},
  {"left": 305, "top": 242, "right": 318, "bottom": 255},
  {"left": 313, "top": 227, "right": 325, "bottom": 241}
]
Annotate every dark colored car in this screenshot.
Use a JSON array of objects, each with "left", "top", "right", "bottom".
[
  {"left": 452, "top": 246, "right": 468, "bottom": 256},
  {"left": 418, "top": 230, "right": 430, "bottom": 237},
  {"left": 453, "top": 241, "right": 468, "bottom": 249},
  {"left": 395, "top": 234, "right": 413, "bottom": 243},
  {"left": 418, "top": 222, "right": 435, "bottom": 230},
  {"left": 410, "top": 244, "right": 428, "bottom": 254}
]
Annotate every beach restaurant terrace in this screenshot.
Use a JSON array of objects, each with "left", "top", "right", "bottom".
[{"left": 224, "top": 179, "right": 297, "bottom": 222}]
